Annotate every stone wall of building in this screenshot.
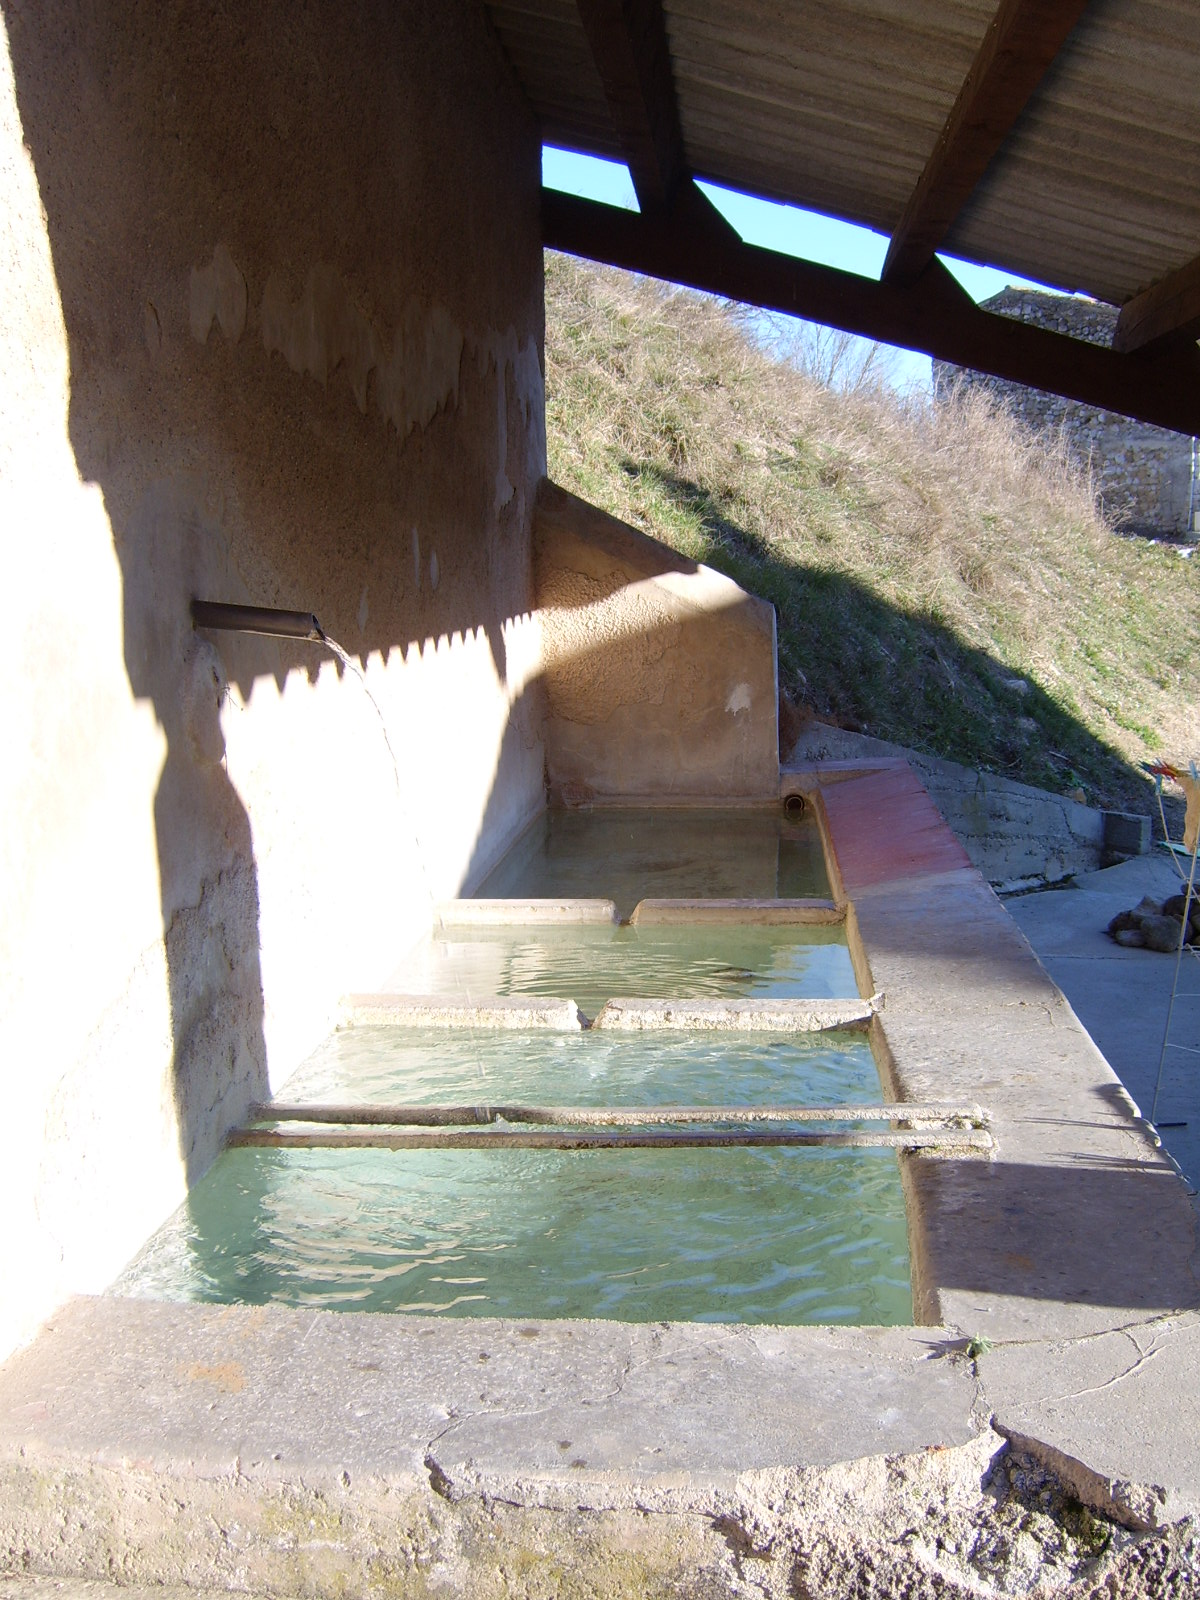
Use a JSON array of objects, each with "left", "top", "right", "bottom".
[
  {"left": 0, "top": 0, "right": 547, "bottom": 1362},
  {"left": 934, "top": 289, "right": 1197, "bottom": 539}
]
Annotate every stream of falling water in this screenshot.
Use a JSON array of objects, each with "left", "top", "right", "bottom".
[
  {"left": 320, "top": 632, "right": 487, "bottom": 1073},
  {"left": 320, "top": 632, "right": 435, "bottom": 904}
]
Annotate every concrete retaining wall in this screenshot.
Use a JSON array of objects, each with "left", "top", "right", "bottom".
[
  {"left": 534, "top": 482, "right": 779, "bottom": 801},
  {"left": 787, "top": 722, "right": 1122, "bottom": 891},
  {"left": 0, "top": 0, "right": 546, "bottom": 1363}
]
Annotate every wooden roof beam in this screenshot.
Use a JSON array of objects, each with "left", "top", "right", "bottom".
[
  {"left": 1114, "top": 255, "right": 1200, "bottom": 355},
  {"left": 574, "top": 0, "right": 686, "bottom": 212},
  {"left": 882, "top": 0, "right": 1092, "bottom": 287},
  {"left": 544, "top": 186, "right": 1200, "bottom": 435}
]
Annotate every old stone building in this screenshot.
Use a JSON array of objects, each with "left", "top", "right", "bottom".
[{"left": 936, "top": 289, "right": 1198, "bottom": 539}]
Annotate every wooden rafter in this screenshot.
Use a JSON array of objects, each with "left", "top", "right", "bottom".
[
  {"left": 1114, "top": 255, "right": 1200, "bottom": 355},
  {"left": 882, "top": 0, "right": 1091, "bottom": 286},
  {"left": 574, "top": 0, "right": 685, "bottom": 211},
  {"left": 543, "top": 186, "right": 1200, "bottom": 435}
]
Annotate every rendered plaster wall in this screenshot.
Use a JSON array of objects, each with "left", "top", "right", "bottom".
[
  {"left": 935, "top": 291, "right": 1196, "bottom": 538},
  {"left": 0, "top": 0, "right": 546, "bottom": 1363},
  {"left": 534, "top": 482, "right": 779, "bottom": 801}
]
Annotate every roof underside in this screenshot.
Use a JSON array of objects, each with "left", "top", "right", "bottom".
[{"left": 484, "top": 0, "right": 1200, "bottom": 432}]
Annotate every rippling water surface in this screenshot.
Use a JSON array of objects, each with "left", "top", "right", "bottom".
[
  {"left": 387, "top": 924, "right": 858, "bottom": 1011},
  {"left": 113, "top": 1030, "right": 912, "bottom": 1325},
  {"left": 280, "top": 1025, "right": 876, "bottom": 1104}
]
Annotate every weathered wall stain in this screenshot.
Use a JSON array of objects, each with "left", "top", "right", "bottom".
[
  {"left": 199, "top": 243, "right": 545, "bottom": 521},
  {"left": 189, "top": 243, "right": 247, "bottom": 345},
  {"left": 260, "top": 263, "right": 463, "bottom": 437}
]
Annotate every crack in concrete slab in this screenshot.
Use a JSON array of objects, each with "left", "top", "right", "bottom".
[
  {"left": 421, "top": 1402, "right": 499, "bottom": 1500},
  {"left": 426, "top": 1407, "right": 480, "bottom": 1452},
  {"left": 966, "top": 1308, "right": 1197, "bottom": 1360},
  {"left": 1036, "top": 1329, "right": 1163, "bottom": 1407},
  {"left": 966, "top": 1363, "right": 994, "bottom": 1437},
  {"left": 594, "top": 1328, "right": 662, "bottom": 1403}
]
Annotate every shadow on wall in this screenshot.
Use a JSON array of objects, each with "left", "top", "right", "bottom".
[
  {"left": 531, "top": 481, "right": 781, "bottom": 803},
  {"left": 631, "top": 460, "right": 1160, "bottom": 817},
  {"left": 3, "top": 0, "right": 545, "bottom": 1201},
  {"left": 120, "top": 490, "right": 271, "bottom": 1185}
]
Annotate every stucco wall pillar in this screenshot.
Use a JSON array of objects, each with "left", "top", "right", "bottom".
[{"left": 0, "top": 0, "right": 546, "bottom": 1361}]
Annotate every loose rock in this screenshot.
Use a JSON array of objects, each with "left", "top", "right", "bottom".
[
  {"left": 1161, "top": 893, "right": 1197, "bottom": 921},
  {"left": 1105, "top": 894, "right": 1197, "bottom": 952},
  {"left": 1141, "top": 914, "right": 1185, "bottom": 954}
]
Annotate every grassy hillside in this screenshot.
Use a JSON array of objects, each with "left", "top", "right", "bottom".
[{"left": 544, "top": 251, "right": 1199, "bottom": 818}]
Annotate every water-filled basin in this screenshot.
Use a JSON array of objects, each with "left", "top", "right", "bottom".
[
  {"left": 474, "top": 806, "right": 829, "bottom": 918},
  {"left": 113, "top": 1028, "right": 911, "bottom": 1325},
  {"left": 386, "top": 922, "right": 857, "bottom": 1012}
]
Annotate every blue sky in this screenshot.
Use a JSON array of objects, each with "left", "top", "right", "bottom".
[{"left": 543, "top": 145, "right": 1058, "bottom": 392}]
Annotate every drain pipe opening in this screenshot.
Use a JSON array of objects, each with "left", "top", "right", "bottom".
[{"left": 783, "top": 792, "right": 807, "bottom": 817}]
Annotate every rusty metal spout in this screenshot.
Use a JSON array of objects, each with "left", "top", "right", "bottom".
[{"left": 190, "top": 600, "right": 325, "bottom": 642}]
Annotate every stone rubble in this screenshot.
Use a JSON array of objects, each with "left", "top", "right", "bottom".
[
  {"left": 724, "top": 1431, "right": 1200, "bottom": 1600},
  {"left": 1107, "top": 892, "right": 1200, "bottom": 953}
]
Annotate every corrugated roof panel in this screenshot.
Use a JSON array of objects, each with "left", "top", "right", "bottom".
[
  {"left": 487, "top": 0, "right": 618, "bottom": 156},
  {"left": 486, "top": 0, "right": 1200, "bottom": 320},
  {"left": 680, "top": 111, "right": 919, "bottom": 230},
  {"left": 944, "top": 180, "right": 1198, "bottom": 302}
]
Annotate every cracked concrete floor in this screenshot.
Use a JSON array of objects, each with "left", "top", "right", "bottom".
[{"left": 1006, "top": 853, "right": 1200, "bottom": 1190}]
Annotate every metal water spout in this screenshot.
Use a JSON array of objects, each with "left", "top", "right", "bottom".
[{"left": 190, "top": 600, "right": 325, "bottom": 642}]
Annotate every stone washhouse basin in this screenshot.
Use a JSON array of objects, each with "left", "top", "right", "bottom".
[{"left": 2, "top": 768, "right": 1198, "bottom": 1595}]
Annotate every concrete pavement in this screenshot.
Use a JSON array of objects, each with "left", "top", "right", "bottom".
[{"left": 1006, "top": 852, "right": 1200, "bottom": 1189}]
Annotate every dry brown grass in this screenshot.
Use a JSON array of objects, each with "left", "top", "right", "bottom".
[{"left": 545, "top": 252, "right": 1200, "bottom": 813}]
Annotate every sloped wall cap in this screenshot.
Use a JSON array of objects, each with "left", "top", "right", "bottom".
[{"left": 533, "top": 482, "right": 778, "bottom": 800}]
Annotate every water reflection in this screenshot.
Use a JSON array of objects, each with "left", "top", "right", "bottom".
[{"left": 474, "top": 806, "right": 828, "bottom": 917}]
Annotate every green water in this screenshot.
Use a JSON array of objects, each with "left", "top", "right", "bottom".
[
  {"left": 280, "top": 1025, "right": 875, "bottom": 1105},
  {"left": 113, "top": 1030, "right": 912, "bottom": 1324},
  {"left": 111, "top": 808, "right": 914, "bottom": 1326},
  {"left": 386, "top": 923, "right": 858, "bottom": 1012},
  {"left": 474, "top": 807, "right": 829, "bottom": 918}
]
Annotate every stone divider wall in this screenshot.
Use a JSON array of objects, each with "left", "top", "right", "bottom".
[
  {"left": 934, "top": 289, "right": 1197, "bottom": 540},
  {"left": 533, "top": 481, "right": 780, "bottom": 801}
]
